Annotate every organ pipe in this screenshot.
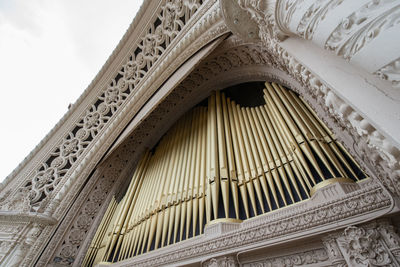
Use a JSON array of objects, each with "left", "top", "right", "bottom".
[{"left": 84, "top": 82, "right": 367, "bottom": 265}]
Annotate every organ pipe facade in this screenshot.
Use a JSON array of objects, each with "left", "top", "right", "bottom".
[{"left": 84, "top": 82, "right": 366, "bottom": 266}]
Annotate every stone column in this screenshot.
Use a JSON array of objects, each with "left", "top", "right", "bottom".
[{"left": 221, "top": 0, "right": 400, "bottom": 88}]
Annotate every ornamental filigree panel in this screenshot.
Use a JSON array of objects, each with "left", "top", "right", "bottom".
[{"left": 4, "top": 0, "right": 204, "bottom": 212}]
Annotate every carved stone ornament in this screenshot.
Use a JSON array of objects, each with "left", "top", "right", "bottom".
[
  {"left": 42, "top": 33, "right": 400, "bottom": 266},
  {"left": 340, "top": 226, "right": 391, "bottom": 266},
  {"left": 329, "top": 220, "right": 400, "bottom": 267},
  {"left": 203, "top": 255, "right": 238, "bottom": 267},
  {"left": 1, "top": 0, "right": 400, "bottom": 266},
  {"left": 220, "top": 0, "right": 287, "bottom": 44},
  {"left": 0, "top": 0, "right": 208, "bottom": 214},
  {"left": 375, "top": 57, "right": 400, "bottom": 88},
  {"left": 322, "top": 237, "right": 347, "bottom": 267},
  {"left": 242, "top": 248, "right": 329, "bottom": 267}
]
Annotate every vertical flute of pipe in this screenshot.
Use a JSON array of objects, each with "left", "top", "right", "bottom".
[
  {"left": 253, "top": 107, "right": 282, "bottom": 207},
  {"left": 154, "top": 125, "right": 178, "bottom": 249},
  {"left": 106, "top": 151, "right": 150, "bottom": 261},
  {"left": 227, "top": 98, "right": 250, "bottom": 219},
  {"left": 274, "top": 84, "right": 338, "bottom": 178},
  {"left": 199, "top": 107, "right": 207, "bottom": 232},
  {"left": 246, "top": 107, "right": 273, "bottom": 211},
  {"left": 216, "top": 91, "right": 230, "bottom": 218},
  {"left": 241, "top": 106, "right": 266, "bottom": 213},
  {"left": 173, "top": 114, "right": 191, "bottom": 243},
  {"left": 266, "top": 86, "right": 314, "bottom": 195},
  {"left": 84, "top": 197, "right": 117, "bottom": 266},
  {"left": 266, "top": 83, "right": 325, "bottom": 181},
  {"left": 119, "top": 154, "right": 150, "bottom": 259},
  {"left": 117, "top": 151, "right": 151, "bottom": 259},
  {"left": 262, "top": 95, "right": 299, "bottom": 203},
  {"left": 222, "top": 93, "right": 240, "bottom": 219},
  {"left": 258, "top": 105, "right": 290, "bottom": 206},
  {"left": 264, "top": 87, "right": 315, "bottom": 188},
  {"left": 209, "top": 92, "right": 220, "bottom": 220},
  {"left": 160, "top": 123, "right": 182, "bottom": 248},
  {"left": 102, "top": 198, "right": 123, "bottom": 261},
  {"left": 166, "top": 114, "right": 188, "bottom": 246},
  {"left": 192, "top": 108, "right": 203, "bottom": 236},
  {"left": 232, "top": 101, "right": 259, "bottom": 215},
  {"left": 185, "top": 109, "right": 199, "bottom": 239},
  {"left": 179, "top": 111, "right": 196, "bottom": 241},
  {"left": 292, "top": 91, "right": 359, "bottom": 179},
  {"left": 206, "top": 97, "right": 212, "bottom": 223},
  {"left": 264, "top": 86, "right": 315, "bottom": 193},
  {"left": 94, "top": 198, "right": 117, "bottom": 264}
]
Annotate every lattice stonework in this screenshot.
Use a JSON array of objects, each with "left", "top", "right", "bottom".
[{"left": 20, "top": 0, "right": 204, "bottom": 210}]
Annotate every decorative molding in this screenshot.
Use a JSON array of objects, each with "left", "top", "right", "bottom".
[
  {"left": 375, "top": 57, "right": 400, "bottom": 88},
  {"left": 340, "top": 225, "right": 391, "bottom": 266},
  {"left": 325, "top": 1, "right": 400, "bottom": 60},
  {"left": 322, "top": 237, "right": 347, "bottom": 267},
  {"left": 33, "top": 5, "right": 229, "bottom": 267},
  {"left": 203, "top": 255, "right": 238, "bottom": 267},
  {"left": 225, "top": 0, "right": 400, "bottom": 88},
  {"left": 297, "top": 0, "right": 344, "bottom": 40},
  {"left": 0, "top": 0, "right": 156, "bottom": 189},
  {"left": 2, "top": 1, "right": 400, "bottom": 265},
  {"left": 50, "top": 0, "right": 226, "bottom": 221},
  {"left": 220, "top": 0, "right": 287, "bottom": 44},
  {"left": 34, "top": 137, "right": 139, "bottom": 266},
  {"left": 276, "top": 0, "right": 305, "bottom": 34},
  {"left": 0, "top": 0, "right": 206, "bottom": 213},
  {"left": 32, "top": 33, "right": 400, "bottom": 266},
  {"left": 242, "top": 248, "right": 329, "bottom": 267},
  {"left": 102, "top": 179, "right": 390, "bottom": 266},
  {"left": 324, "top": 219, "right": 400, "bottom": 267},
  {"left": 0, "top": 222, "right": 45, "bottom": 267},
  {"left": 260, "top": 39, "right": 400, "bottom": 197},
  {"left": 0, "top": 3, "right": 231, "bottom": 265}
]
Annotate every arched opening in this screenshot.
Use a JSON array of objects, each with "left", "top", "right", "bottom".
[{"left": 83, "top": 81, "right": 367, "bottom": 265}]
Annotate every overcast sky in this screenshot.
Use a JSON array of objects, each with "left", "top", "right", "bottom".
[{"left": 0, "top": 0, "right": 142, "bottom": 181}]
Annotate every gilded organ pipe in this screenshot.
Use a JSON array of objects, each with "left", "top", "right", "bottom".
[{"left": 84, "top": 82, "right": 367, "bottom": 265}]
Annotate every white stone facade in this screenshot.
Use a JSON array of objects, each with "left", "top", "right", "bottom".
[{"left": 0, "top": 0, "right": 399, "bottom": 266}]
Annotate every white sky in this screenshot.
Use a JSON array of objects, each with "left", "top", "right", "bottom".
[{"left": 0, "top": 0, "right": 142, "bottom": 181}]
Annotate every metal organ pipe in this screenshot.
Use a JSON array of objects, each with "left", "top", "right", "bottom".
[{"left": 84, "top": 82, "right": 367, "bottom": 265}]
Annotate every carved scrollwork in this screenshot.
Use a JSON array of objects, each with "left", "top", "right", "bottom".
[
  {"left": 243, "top": 248, "right": 329, "bottom": 267},
  {"left": 221, "top": 0, "right": 287, "bottom": 44},
  {"left": 297, "top": 0, "right": 344, "bottom": 40},
  {"left": 375, "top": 57, "right": 400, "bottom": 88},
  {"left": 325, "top": 0, "right": 400, "bottom": 60},
  {"left": 325, "top": 220, "right": 400, "bottom": 266},
  {"left": 203, "top": 256, "right": 238, "bottom": 267},
  {"left": 339, "top": 226, "right": 391, "bottom": 266}
]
